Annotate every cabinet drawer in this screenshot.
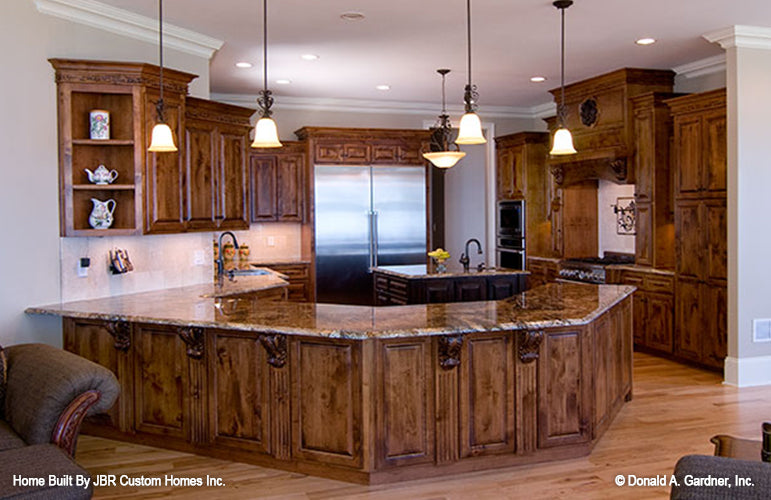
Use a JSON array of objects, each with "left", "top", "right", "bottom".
[
  {"left": 267, "top": 264, "right": 309, "bottom": 279},
  {"left": 375, "top": 275, "right": 389, "bottom": 291},
  {"left": 620, "top": 271, "right": 645, "bottom": 288},
  {"left": 645, "top": 275, "right": 674, "bottom": 294}
]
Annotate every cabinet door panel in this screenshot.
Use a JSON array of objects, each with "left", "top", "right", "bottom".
[
  {"left": 372, "top": 144, "right": 399, "bottom": 164},
  {"left": 423, "top": 280, "right": 454, "bottom": 303},
  {"left": 646, "top": 292, "right": 674, "bottom": 353},
  {"left": 210, "top": 333, "right": 269, "bottom": 453},
  {"left": 185, "top": 121, "right": 217, "bottom": 230},
  {"left": 675, "top": 201, "right": 703, "bottom": 278},
  {"left": 276, "top": 154, "right": 304, "bottom": 221},
  {"left": 674, "top": 278, "right": 702, "bottom": 361},
  {"left": 218, "top": 129, "right": 249, "bottom": 229},
  {"left": 705, "top": 200, "right": 727, "bottom": 282},
  {"left": 377, "top": 339, "right": 434, "bottom": 467},
  {"left": 634, "top": 109, "right": 654, "bottom": 200},
  {"left": 632, "top": 292, "right": 647, "bottom": 346},
  {"left": 703, "top": 284, "right": 727, "bottom": 369},
  {"left": 538, "top": 329, "right": 589, "bottom": 447},
  {"left": 454, "top": 278, "right": 487, "bottom": 302},
  {"left": 145, "top": 93, "right": 185, "bottom": 233},
  {"left": 703, "top": 110, "right": 727, "bottom": 195},
  {"left": 634, "top": 202, "right": 653, "bottom": 267},
  {"left": 250, "top": 156, "right": 277, "bottom": 221},
  {"left": 134, "top": 325, "right": 188, "bottom": 438},
  {"left": 674, "top": 116, "right": 702, "bottom": 196},
  {"left": 461, "top": 334, "right": 515, "bottom": 456}
]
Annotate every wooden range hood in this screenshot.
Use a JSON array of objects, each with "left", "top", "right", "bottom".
[{"left": 546, "top": 68, "right": 674, "bottom": 187}]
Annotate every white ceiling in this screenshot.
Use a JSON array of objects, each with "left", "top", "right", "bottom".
[{"left": 95, "top": 0, "right": 771, "bottom": 109}]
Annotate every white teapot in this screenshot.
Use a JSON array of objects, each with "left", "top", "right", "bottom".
[
  {"left": 88, "top": 198, "right": 116, "bottom": 229},
  {"left": 85, "top": 165, "right": 118, "bottom": 185}
]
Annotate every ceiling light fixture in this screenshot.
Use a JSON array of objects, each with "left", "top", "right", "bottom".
[
  {"left": 251, "top": 0, "right": 282, "bottom": 149},
  {"left": 423, "top": 69, "right": 467, "bottom": 169},
  {"left": 148, "top": 0, "right": 177, "bottom": 152},
  {"left": 340, "top": 11, "right": 365, "bottom": 21},
  {"left": 301, "top": 54, "right": 319, "bottom": 61},
  {"left": 549, "top": 0, "right": 577, "bottom": 156},
  {"left": 276, "top": 79, "right": 291, "bottom": 85},
  {"left": 235, "top": 61, "right": 253, "bottom": 68},
  {"left": 635, "top": 37, "right": 656, "bottom": 46},
  {"left": 455, "top": 0, "right": 486, "bottom": 145},
  {"left": 375, "top": 84, "right": 391, "bottom": 91},
  {"left": 531, "top": 76, "right": 547, "bottom": 83}
]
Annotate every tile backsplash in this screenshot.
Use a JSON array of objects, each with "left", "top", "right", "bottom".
[{"left": 59, "top": 222, "right": 303, "bottom": 302}]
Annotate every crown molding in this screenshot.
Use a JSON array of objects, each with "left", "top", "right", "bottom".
[
  {"left": 34, "top": 0, "right": 223, "bottom": 59},
  {"left": 672, "top": 54, "right": 726, "bottom": 79},
  {"left": 211, "top": 93, "right": 541, "bottom": 119},
  {"left": 531, "top": 101, "right": 557, "bottom": 119},
  {"left": 704, "top": 25, "right": 771, "bottom": 50}
]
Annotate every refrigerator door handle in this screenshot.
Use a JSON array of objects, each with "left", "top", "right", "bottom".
[
  {"left": 368, "top": 210, "right": 375, "bottom": 272},
  {"left": 372, "top": 210, "right": 379, "bottom": 268}
]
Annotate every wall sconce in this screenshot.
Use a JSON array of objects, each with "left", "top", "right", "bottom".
[{"left": 612, "top": 197, "right": 636, "bottom": 235}]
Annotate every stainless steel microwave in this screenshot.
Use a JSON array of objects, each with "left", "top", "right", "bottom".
[{"left": 497, "top": 200, "right": 524, "bottom": 238}]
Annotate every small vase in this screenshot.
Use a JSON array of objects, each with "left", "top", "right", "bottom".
[
  {"left": 89, "top": 110, "right": 110, "bottom": 140},
  {"left": 433, "top": 259, "right": 447, "bottom": 274}
]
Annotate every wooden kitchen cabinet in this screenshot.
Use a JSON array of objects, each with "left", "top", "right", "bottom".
[
  {"left": 494, "top": 132, "right": 552, "bottom": 257},
  {"left": 667, "top": 89, "right": 727, "bottom": 370},
  {"left": 630, "top": 92, "right": 680, "bottom": 269},
  {"left": 372, "top": 270, "right": 526, "bottom": 305},
  {"left": 526, "top": 256, "right": 560, "bottom": 288},
  {"left": 184, "top": 97, "right": 252, "bottom": 231},
  {"left": 612, "top": 268, "right": 674, "bottom": 356},
  {"left": 264, "top": 262, "right": 311, "bottom": 302},
  {"left": 250, "top": 142, "right": 306, "bottom": 223},
  {"left": 296, "top": 127, "right": 432, "bottom": 167}
]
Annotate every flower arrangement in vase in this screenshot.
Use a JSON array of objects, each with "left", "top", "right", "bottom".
[{"left": 428, "top": 248, "right": 450, "bottom": 274}]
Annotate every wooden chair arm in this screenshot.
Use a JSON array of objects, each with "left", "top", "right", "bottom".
[{"left": 50, "top": 390, "right": 101, "bottom": 456}]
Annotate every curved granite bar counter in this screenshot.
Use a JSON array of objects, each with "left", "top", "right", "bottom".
[{"left": 26, "top": 282, "right": 635, "bottom": 484}]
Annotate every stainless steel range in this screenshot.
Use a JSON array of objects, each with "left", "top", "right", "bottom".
[{"left": 558, "top": 253, "right": 635, "bottom": 284}]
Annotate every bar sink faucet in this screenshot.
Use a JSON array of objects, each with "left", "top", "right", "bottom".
[
  {"left": 216, "top": 231, "right": 239, "bottom": 280},
  {"left": 459, "top": 238, "right": 483, "bottom": 272}
]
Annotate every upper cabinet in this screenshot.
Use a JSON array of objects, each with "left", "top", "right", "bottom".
[
  {"left": 51, "top": 59, "right": 254, "bottom": 236},
  {"left": 250, "top": 142, "right": 306, "bottom": 223},
  {"left": 295, "top": 127, "right": 431, "bottom": 167}
]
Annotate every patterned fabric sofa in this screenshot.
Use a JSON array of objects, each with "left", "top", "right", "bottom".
[{"left": 0, "top": 343, "right": 119, "bottom": 499}]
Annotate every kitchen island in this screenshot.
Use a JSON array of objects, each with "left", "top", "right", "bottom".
[
  {"left": 27, "top": 281, "right": 634, "bottom": 484},
  {"left": 372, "top": 264, "right": 529, "bottom": 305}
]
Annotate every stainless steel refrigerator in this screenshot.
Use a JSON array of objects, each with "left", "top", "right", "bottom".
[{"left": 314, "top": 165, "right": 427, "bottom": 305}]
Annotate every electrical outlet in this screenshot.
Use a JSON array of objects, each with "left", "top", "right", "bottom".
[
  {"left": 193, "top": 250, "right": 206, "bottom": 266},
  {"left": 267, "top": 236, "right": 276, "bottom": 247},
  {"left": 753, "top": 319, "right": 771, "bottom": 342},
  {"left": 77, "top": 262, "right": 88, "bottom": 278}
]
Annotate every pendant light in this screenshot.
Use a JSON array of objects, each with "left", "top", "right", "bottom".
[
  {"left": 424, "top": 69, "right": 467, "bottom": 169},
  {"left": 550, "top": 0, "right": 577, "bottom": 156},
  {"left": 251, "top": 0, "right": 282, "bottom": 148},
  {"left": 455, "top": 0, "right": 486, "bottom": 145},
  {"left": 148, "top": 0, "right": 177, "bottom": 152}
]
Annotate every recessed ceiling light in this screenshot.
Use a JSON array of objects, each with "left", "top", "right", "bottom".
[
  {"left": 376, "top": 85, "right": 391, "bottom": 91},
  {"left": 340, "top": 11, "right": 365, "bottom": 21},
  {"left": 530, "top": 76, "right": 547, "bottom": 83},
  {"left": 235, "top": 62, "right": 253, "bottom": 68},
  {"left": 635, "top": 37, "right": 656, "bottom": 46},
  {"left": 276, "top": 79, "right": 291, "bottom": 85},
  {"left": 301, "top": 54, "right": 319, "bottom": 61}
]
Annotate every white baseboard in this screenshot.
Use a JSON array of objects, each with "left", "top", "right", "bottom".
[{"left": 723, "top": 355, "right": 771, "bottom": 387}]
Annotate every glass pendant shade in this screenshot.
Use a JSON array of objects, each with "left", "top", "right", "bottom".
[
  {"left": 423, "top": 151, "right": 466, "bottom": 169},
  {"left": 251, "top": 117, "right": 282, "bottom": 148},
  {"left": 550, "top": 127, "right": 577, "bottom": 155},
  {"left": 455, "top": 112, "right": 486, "bottom": 145},
  {"left": 148, "top": 123, "right": 177, "bottom": 152}
]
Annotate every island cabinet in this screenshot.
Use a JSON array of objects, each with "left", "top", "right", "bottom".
[
  {"left": 249, "top": 142, "right": 306, "bottom": 223},
  {"left": 667, "top": 89, "right": 727, "bottom": 370},
  {"left": 372, "top": 268, "right": 527, "bottom": 305},
  {"left": 261, "top": 262, "right": 311, "bottom": 302},
  {"left": 58, "top": 291, "right": 632, "bottom": 484}
]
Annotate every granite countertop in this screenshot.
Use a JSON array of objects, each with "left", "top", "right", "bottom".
[
  {"left": 26, "top": 282, "right": 634, "bottom": 339},
  {"left": 374, "top": 264, "right": 529, "bottom": 279}
]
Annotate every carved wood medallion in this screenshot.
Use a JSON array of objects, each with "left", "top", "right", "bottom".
[
  {"left": 519, "top": 330, "right": 544, "bottom": 364},
  {"left": 610, "top": 158, "right": 628, "bottom": 182},
  {"left": 438, "top": 335, "right": 463, "bottom": 370},
  {"left": 259, "top": 334, "right": 287, "bottom": 368},
  {"left": 177, "top": 327, "right": 205, "bottom": 360},
  {"left": 580, "top": 98, "right": 599, "bottom": 127},
  {"left": 550, "top": 164, "right": 565, "bottom": 185},
  {"left": 105, "top": 320, "right": 131, "bottom": 352}
]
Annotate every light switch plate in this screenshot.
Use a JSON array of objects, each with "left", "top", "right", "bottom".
[
  {"left": 193, "top": 250, "right": 206, "bottom": 266},
  {"left": 267, "top": 236, "right": 276, "bottom": 247}
]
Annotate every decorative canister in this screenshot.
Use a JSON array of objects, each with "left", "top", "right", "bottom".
[
  {"left": 238, "top": 244, "right": 250, "bottom": 260},
  {"left": 213, "top": 240, "right": 219, "bottom": 261},
  {"left": 222, "top": 242, "right": 236, "bottom": 260},
  {"left": 89, "top": 109, "right": 110, "bottom": 140}
]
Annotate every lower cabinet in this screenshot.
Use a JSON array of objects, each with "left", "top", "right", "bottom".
[
  {"left": 614, "top": 269, "right": 675, "bottom": 356},
  {"left": 526, "top": 257, "right": 560, "bottom": 288},
  {"left": 62, "top": 298, "right": 631, "bottom": 483},
  {"left": 264, "top": 263, "right": 311, "bottom": 302},
  {"left": 373, "top": 271, "right": 527, "bottom": 305},
  {"left": 674, "top": 277, "right": 726, "bottom": 369}
]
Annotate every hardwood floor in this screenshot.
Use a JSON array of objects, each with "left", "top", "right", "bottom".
[{"left": 76, "top": 352, "right": 770, "bottom": 499}]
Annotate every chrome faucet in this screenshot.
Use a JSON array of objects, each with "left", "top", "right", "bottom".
[
  {"left": 459, "top": 238, "right": 483, "bottom": 272},
  {"left": 216, "top": 231, "right": 239, "bottom": 279}
]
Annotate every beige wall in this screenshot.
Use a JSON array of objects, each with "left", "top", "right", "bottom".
[{"left": 0, "top": 0, "right": 210, "bottom": 346}]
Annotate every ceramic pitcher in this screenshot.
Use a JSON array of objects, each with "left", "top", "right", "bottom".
[{"left": 88, "top": 198, "right": 116, "bottom": 229}]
